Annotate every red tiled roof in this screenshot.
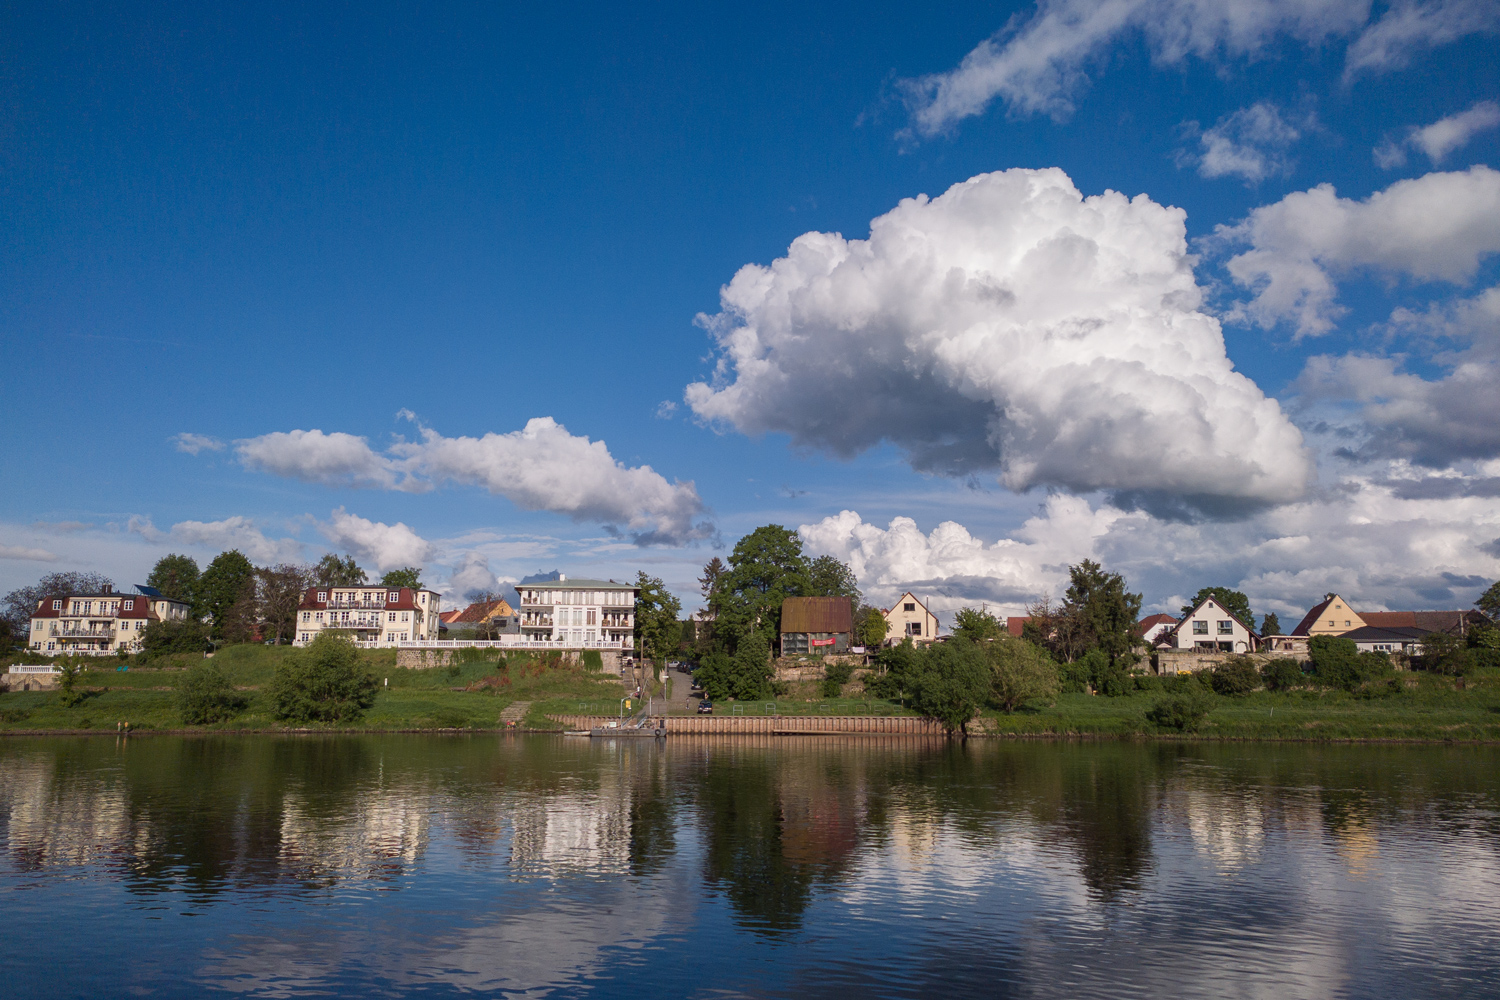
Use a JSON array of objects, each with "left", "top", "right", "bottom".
[
  {"left": 1006, "top": 616, "right": 1028, "bottom": 637},
  {"left": 780, "top": 597, "right": 852, "bottom": 634},
  {"left": 1291, "top": 596, "right": 1336, "bottom": 636},
  {"left": 1137, "top": 613, "right": 1178, "bottom": 631},
  {"left": 452, "top": 599, "right": 513, "bottom": 623}
]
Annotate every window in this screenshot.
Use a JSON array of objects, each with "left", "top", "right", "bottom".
[
  {"left": 52, "top": 600, "right": 61, "bottom": 610},
  {"left": 388, "top": 592, "right": 399, "bottom": 602},
  {"left": 1192, "top": 621, "right": 1208, "bottom": 635},
  {"left": 302, "top": 612, "right": 310, "bottom": 622},
  {"left": 1217, "top": 620, "right": 1233, "bottom": 635},
  {"left": 123, "top": 599, "right": 133, "bottom": 610},
  {"left": 388, "top": 612, "right": 397, "bottom": 622},
  {"left": 317, "top": 591, "right": 327, "bottom": 602},
  {"left": 299, "top": 633, "right": 309, "bottom": 643},
  {"left": 1344, "top": 620, "right": 1351, "bottom": 627},
  {"left": 401, "top": 612, "right": 409, "bottom": 622},
  {"left": 315, "top": 612, "right": 324, "bottom": 621},
  {"left": 904, "top": 603, "right": 915, "bottom": 612},
  {"left": 587, "top": 609, "right": 596, "bottom": 625},
  {"left": 387, "top": 633, "right": 396, "bottom": 642},
  {"left": 33, "top": 621, "right": 41, "bottom": 631}
]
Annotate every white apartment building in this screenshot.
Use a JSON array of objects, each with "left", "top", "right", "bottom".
[
  {"left": 294, "top": 585, "right": 441, "bottom": 647},
  {"left": 29, "top": 584, "right": 191, "bottom": 655},
  {"left": 517, "top": 576, "right": 637, "bottom": 648}
]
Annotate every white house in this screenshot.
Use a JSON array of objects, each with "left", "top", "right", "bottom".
[
  {"left": 517, "top": 575, "right": 638, "bottom": 648},
  {"left": 1137, "top": 614, "right": 1179, "bottom": 645},
  {"left": 1165, "top": 597, "right": 1260, "bottom": 653},
  {"left": 29, "top": 584, "right": 190, "bottom": 656},
  {"left": 294, "top": 585, "right": 441, "bottom": 647},
  {"left": 882, "top": 592, "right": 939, "bottom": 646}
]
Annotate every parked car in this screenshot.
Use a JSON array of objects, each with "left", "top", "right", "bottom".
[{"left": 697, "top": 699, "right": 714, "bottom": 714}]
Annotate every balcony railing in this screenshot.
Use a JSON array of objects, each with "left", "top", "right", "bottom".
[
  {"left": 56, "top": 627, "right": 116, "bottom": 639},
  {"left": 325, "top": 600, "right": 387, "bottom": 610},
  {"left": 324, "top": 619, "right": 384, "bottom": 630}
]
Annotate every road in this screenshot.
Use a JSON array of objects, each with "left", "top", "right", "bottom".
[{"left": 665, "top": 664, "right": 700, "bottom": 715}]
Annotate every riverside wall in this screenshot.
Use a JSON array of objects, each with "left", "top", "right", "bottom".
[
  {"left": 551, "top": 713, "right": 944, "bottom": 735},
  {"left": 1156, "top": 649, "right": 1313, "bottom": 674}
]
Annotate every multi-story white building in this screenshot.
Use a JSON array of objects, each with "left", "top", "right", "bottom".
[
  {"left": 517, "top": 576, "right": 637, "bottom": 648},
  {"left": 294, "top": 585, "right": 441, "bottom": 647},
  {"left": 28, "top": 584, "right": 190, "bottom": 655}
]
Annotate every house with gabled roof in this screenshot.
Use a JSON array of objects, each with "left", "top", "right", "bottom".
[
  {"left": 781, "top": 596, "right": 853, "bottom": 655},
  {"left": 881, "top": 592, "right": 939, "bottom": 646},
  {"left": 29, "top": 584, "right": 190, "bottom": 655},
  {"left": 1290, "top": 595, "right": 1491, "bottom": 639},
  {"left": 1290, "top": 594, "right": 1367, "bottom": 636},
  {"left": 1137, "top": 614, "right": 1179, "bottom": 645},
  {"left": 1163, "top": 596, "right": 1260, "bottom": 654}
]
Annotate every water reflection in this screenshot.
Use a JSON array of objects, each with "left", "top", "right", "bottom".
[{"left": 2, "top": 736, "right": 1500, "bottom": 998}]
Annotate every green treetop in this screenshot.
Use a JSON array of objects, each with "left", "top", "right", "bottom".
[
  {"left": 635, "top": 571, "right": 683, "bottom": 672},
  {"left": 195, "top": 550, "right": 256, "bottom": 642},
  {"left": 1477, "top": 580, "right": 1500, "bottom": 621},
  {"left": 315, "top": 553, "right": 367, "bottom": 588},
  {"left": 1261, "top": 611, "right": 1282, "bottom": 636},
  {"left": 146, "top": 553, "right": 200, "bottom": 603},
  {"left": 1063, "top": 559, "right": 1142, "bottom": 662},
  {"left": 952, "top": 606, "right": 1005, "bottom": 643},
  {"left": 714, "top": 525, "right": 811, "bottom": 653},
  {"left": 379, "top": 567, "right": 423, "bottom": 589},
  {"left": 1181, "top": 586, "right": 1256, "bottom": 630}
]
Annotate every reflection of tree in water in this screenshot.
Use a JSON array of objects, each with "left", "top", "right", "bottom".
[
  {"left": 696, "top": 748, "right": 862, "bottom": 933},
  {"left": 626, "top": 745, "right": 675, "bottom": 876},
  {"left": 1053, "top": 746, "right": 1157, "bottom": 900}
]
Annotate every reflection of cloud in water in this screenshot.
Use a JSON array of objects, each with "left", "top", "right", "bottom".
[
  {"left": 1176, "top": 788, "right": 1266, "bottom": 870},
  {"left": 278, "top": 788, "right": 431, "bottom": 878},
  {"left": 0, "top": 757, "right": 131, "bottom": 868}
]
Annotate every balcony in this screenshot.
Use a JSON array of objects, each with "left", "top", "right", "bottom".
[
  {"left": 326, "top": 600, "right": 387, "bottom": 610},
  {"left": 324, "top": 619, "right": 384, "bottom": 631},
  {"left": 56, "top": 627, "right": 116, "bottom": 639}
]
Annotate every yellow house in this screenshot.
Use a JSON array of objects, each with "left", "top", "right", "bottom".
[
  {"left": 1290, "top": 594, "right": 1368, "bottom": 636},
  {"left": 882, "top": 592, "right": 939, "bottom": 646}
]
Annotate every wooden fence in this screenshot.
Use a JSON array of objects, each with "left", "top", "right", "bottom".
[{"left": 551, "top": 714, "right": 944, "bottom": 735}]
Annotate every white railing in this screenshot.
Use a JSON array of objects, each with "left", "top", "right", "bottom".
[
  {"left": 399, "top": 637, "right": 634, "bottom": 650},
  {"left": 9, "top": 665, "right": 59, "bottom": 674},
  {"left": 56, "top": 627, "right": 116, "bottom": 638}
]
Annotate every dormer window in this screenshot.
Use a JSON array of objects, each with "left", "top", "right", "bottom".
[
  {"left": 317, "top": 591, "right": 327, "bottom": 602},
  {"left": 123, "top": 599, "right": 133, "bottom": 610},
  {"left": 388, "top": 592, "right": 399, "bottom": 603},
  {"left": 52, "top": 600, "right": 61, "bottom": 610}
]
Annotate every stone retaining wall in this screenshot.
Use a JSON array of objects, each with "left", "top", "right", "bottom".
[
  {"left": 1156, "top": 649, "right": 1312, "bottom": 674},
  {"left": 551, "top": 713, "right": 942, "bottom": 735}
]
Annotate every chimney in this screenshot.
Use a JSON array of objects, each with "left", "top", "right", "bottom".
[
  {"left": 558, "top": 573, "right": 566, "bottom": 582},
  {"left": 103, "top": 584, "right": 112, "bottom": 594}
]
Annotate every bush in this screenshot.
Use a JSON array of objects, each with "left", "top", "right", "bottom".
[
  {"left": 1260, "top": 658, "right": 1305, "bottom": 691},
  {"left": 865, "top": 640, "right": 921, "bottom": 700},
  {"left": 1145, "top": 690, "right": 1215, "bottom": 732},
  {"left": 55, "top": 659, "right": 85, "bottom": 708},
  {"left": 1420, "top": 632, "right": 1474, "bottom": 676},
  {"left": 141, "top": 618, "right": 212, "bottom": 659},
  {"left": 581, "top": 650, "right": 603, "bottom": 671},
  {"left": 1309, "top": 635, "right": 1362, "bottom": 690},
  {"left": 1210, "top": 657, "right": 1260, "bottom": 696},
  {"left": 822, "top": 660, "right": 854, "bottom": 698},
  {"left": 1131, "top": 675, "right": 1164, "bottom": 693},
  {"left": 985, "top": 636, "right": 1059, "bottom": 712},
  {"left": 269, "top": 632, "right": 379, "bottom": 723},
  {"left": 1059, "top": 654, "right": 1095, "bottom": 693},
  {"left": 176, "top": 661, "right": 248, "bottom": 724}
]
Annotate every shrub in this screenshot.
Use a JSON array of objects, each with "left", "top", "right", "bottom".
[
  {"left": 270, "top": 632, "right": 379, "bottom": 723},
  {"left": 866, "top": 640, "right": 922, "bottom": 701},
  {"left": 1421, "top": 632, "right": 1474, "bottom": 676},
  {"left": 1145, "top": 690, "right": 1215, "bottom": 732},
  {"left": 176, "top": 661, "right": 248, "bottom": 724},
  {"left": 1210, "top": 657, "right": 1260, "bottom": 696},
  {"left": 1260, "top": 658, "right": 1305, "bottom": 691},
  {"left": 985, "top": 636, "right": 1059, "bottom": 712},
  {"left": 140, "top": 619, "right": 212, "bottom": 659},
  {"left": 55, "top": 659, "right": 85, "bottom": 708},
  {"left": 1309, "top": 635, "right": 1362, "bottom": 690},
  {"left": 1131, "top": 675, "right": 1164, "bottom": 693},
  {"left": 822, "top": 660, "right": 854, "bottom": 698},
  {"left": 581, "top": 650, "right": 603, "bottom": 671}
]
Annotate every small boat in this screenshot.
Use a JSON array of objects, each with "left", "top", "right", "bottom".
[{"left": 563, "top": 730, "right": 592, "bottom": 736}]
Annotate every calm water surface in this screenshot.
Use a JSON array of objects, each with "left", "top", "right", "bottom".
[{"left": 2, "top": 734, "right": 1498, "bottom": 998}]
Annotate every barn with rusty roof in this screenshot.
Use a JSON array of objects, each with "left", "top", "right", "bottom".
[{"left": 780, "top": 596, "right": 853, "bottom": 655}]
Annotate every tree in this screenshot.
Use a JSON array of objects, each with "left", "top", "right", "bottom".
[
  {"left": 379, "top": 567, "right": 423, "bottom": 589},
  {"left": 696, "top": 631, "right": 774, "bottom": 701},
  {"left": 1022, "top": 596, "right": 1092, "bottom": 664},
  {"left": 909, "top": 640, "right": 990, "bottom": 735},
  {"left": 1062, "top": 560, "right": 1142, "bottom": 662},
  {"left": 856, "top": 606, "right": 889, "bottom": 648},
  {"left": 146, "top": 554, "right": 200, "bottom": 603},
  {"left": 314, "top": 553, "right": 367, "bottom": 588},
  {"left": 1309, "top": 635, "right": 1369, "bottom": 690},
  {"left": 952, "top": 606, "right": 1004, "bottom": 643},
  {"left": 141, "top": 618, "right": 212, "bottom": 658},
  {"left": 2, "top": 571, "right": 114, "bottom": 637},
  {"left": 1209, "top": 657, "right": 1260, "bottom": 696},
  {"left": 635, "top": 572, "right": 683, "bottom": 675},
  {"left": 270, "top": 631, "right": 379, "bottom": 723},
  {"left": 1477, "top": 580, "right": 1500, "bottom": 621},
  {"left": 714, "top": 525, "right": 810, "bottom": 654},
  {"left": 985, "top": 635, "right": 1059, "bottom": 712},
  {"left": 258, "top": 564, "right": 313, "bottom": 644},
  {"left": 806, "top": 555, "right": 860, "bottom": 603},
  {"left": 177, "top": 661, "right": 248, "bottom": 724},
  {"left": 194, "top": 551, "right": 256, "bottom": 643},
  {"left": 55, "top": 659, "right": 86, "bottom": 708},
  {"left": 1261, "top": 612, "right": 1282, "bottom": 636},
  {"left": 1420, "top": 631, "right": 1473, "bottom": 676},
  {"left": 1181, "top": 587, "right": 1256, "bottom": 630},
  {"left": 698, "top": 556, "right": 727, "bottom": 603}
]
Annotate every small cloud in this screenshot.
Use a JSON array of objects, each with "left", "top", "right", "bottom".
[
  {"left": 396, "top": 408, "right": 419, "bottom": 423},
  {"left": 173, "top": 433, "right": 225, "bottom": 455},
  {"left": 781, "top": 485, "right": 808, "bottom": 498},
  {"left": 1376, "top": 101, "right": 1500, "bottom": 169},
  {"left": 1180, "top": 102, "right": 1303, "bottom": 184},
  {"left": 0, "top": 544, "right": 58, "bottom": 562},
  {"left": 655, "top": 401, "right": 679, "bottom": 419},
  {"left": 31, "top": 521, "right": 92, "bottom": 533}
]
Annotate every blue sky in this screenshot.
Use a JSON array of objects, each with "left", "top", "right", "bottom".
[{"left": 3, "top": 0, "right": 1498, "bottom": 622}]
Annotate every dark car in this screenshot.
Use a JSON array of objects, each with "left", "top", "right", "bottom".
[{"left": 697, "top": 699, "right": 714, "bottom": 714}]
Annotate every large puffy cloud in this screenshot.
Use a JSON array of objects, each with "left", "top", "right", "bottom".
[
  {"left": 800, "top": 463, "right": 1500, "bottom": 621},
  {"left": 1291, "top": 285, "right": 1500, "bottom": 465},
  {"left": 900, "top": 0, "right": 1370, "bottom": 130},
  {"left": 232, "top": 418, "right": 710, "bottom": 545},
  {"left": 318, "top": 508, "right": 435, "bottom": 573},
  {"left": 687, "top": 167, "right": 1311, "bottom": 515},
  {"left": 1220, "top": 166, "right": 1500, "bottom": 335}
]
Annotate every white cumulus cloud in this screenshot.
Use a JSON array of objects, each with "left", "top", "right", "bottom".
[
  {"left": 1219, "top": 166, "right": 1500, "bottom": 334},
  {"left": 686, "top": 167, "right": 1311, "bottom": 516},
  {"left": 231, "top": 418, "right": 711, "bottom": 545},
  {"left": 1185, "top": 102, "right": 1304, "bottom": 183},
  {"left": 129, "top": 515, "right": 305, "bottom": 564},
  {"left": 319, "top": 508, "right": 436, "bottom": 573},
  {"left": 1376, "top": 100, "right": 1500, "bottom": 167}
]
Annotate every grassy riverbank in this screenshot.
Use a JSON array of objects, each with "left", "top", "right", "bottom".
[{"left": 4, "top": 647, "right": 1500, "bottom": 740}]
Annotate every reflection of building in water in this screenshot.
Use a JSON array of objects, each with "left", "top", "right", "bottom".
[
  {"left": 887, "top": 804, "right": 940, "bottom": 869},
  {"left": 509, "top": 772, "right": 632, "bottom": 875},
  {"left": 1179, "top": 789, "right": 1265, "bottom": 870},
  {"left": 279, "top": 788, "right": 430, "bottom": 878},
  {"left": 0, "top": 760, "right": 131, "bottom": 868}
]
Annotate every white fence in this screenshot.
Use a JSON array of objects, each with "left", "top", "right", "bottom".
[
  {"left": 8, "top": 665, "right": 59, "bottom": 674},
  {"left": 397, "top": 638, "right": 634, "bottom": 651}
]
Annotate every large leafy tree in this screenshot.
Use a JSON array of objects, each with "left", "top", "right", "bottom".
[
  {"left": 1261, "top": 612, "right": 1282, "bottom": 636},
  {"left": 635, "top": 572, "right": 683, "bottom": 674},
  {"left": 910, "top": 640, "right": 990, "bottom": 735},
  {"left": 1181, "top": 587, "right": 1256, "bottom": 630},
  {"left": 714, "top": 525, "right": 811, "bottom": 653},
  {"left": 806, "top": 555, "right": 860, "bottom": 603},
  {"left": 270, "top": 631, "right": 379, "bottom": 723},
  {"left": 1063, "top": 560, "right": 1143, "bottom": 663},
  {"left": 258, "top": 563, "right": 314, "bottom": 644},
  {"left": 195, "top": 550, "right": 256, "bottom": 642},
  {"left": 952, "top": 606, "right": 1004, "bottom": 643},
  {"left": 379, "top": 567, "right": 423, "bottom": 589},
  {"left": 985, "top": 635, "right": 1060, "bottom": 713},
  {"left": 2, "top": 571, "right": 114, "bottom": 636},
  {"left": 146, "top": 554, "right": 200, "bottom": 603},
  {"left": 314, "top": 553, "right": 367, "bottom": 588},
  {"left": 856, "top": 606, "right": 889, "bottom": 647},
  {"left": 1477, "top": 580, "right": 1500, "bottom": 621}
]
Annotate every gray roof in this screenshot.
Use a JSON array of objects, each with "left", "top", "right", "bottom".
[{"left": 522, "top": 578, "right": 637, "bottom": 590}]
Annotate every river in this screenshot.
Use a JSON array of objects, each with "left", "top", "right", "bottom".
[{"left": 2, "top": 734, "right": 1497, "bottom": 998}]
